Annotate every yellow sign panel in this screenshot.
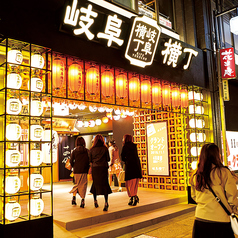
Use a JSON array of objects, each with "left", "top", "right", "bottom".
[{"left": 223, "top": 79, "right": 230, "bottom": 101}]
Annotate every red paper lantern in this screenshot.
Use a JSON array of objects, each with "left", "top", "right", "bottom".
[
  {"left": 181, "top": 88, "right": 188, "bottom": 108},
  {"left": 68, "top": 62, "right": 83, "bottom": 93},
  {"left": 162, "top": 83, "right": 171, "bottom": 106},
  {"left": 141, "top": 79, "right": 151, "bottom": 103},
  {"left": 152, "top": 81, "right": 162, "bottom": 105},
  {"left": 101, "top": 69, "right": 114, "bottom": 97},
  {"left": 52, "top": 58, "right": 65, "bottom": 90},
  {"left": 116, "top": 73, "right": 127, "bottom": 99},
  {"left": 129, "top": 76, "right": 140, "bottom": 102},
  {"left": 172, "top": 85, "right": 180, "bottom": 107},
  {"left": 86, "top": 66, "right": 99, "bottom": 95}
]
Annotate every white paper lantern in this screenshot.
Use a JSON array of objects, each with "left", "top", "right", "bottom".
[
  {"left": 6, "top": 176, "right": 21, "bottom": 194},
  {"left": 113, "top": 115, "right": 120, "bottom": 120},
  {"left": 189, "top": 105, "right": 195, "bottom": 114},
  {"left": 195, "top": 106, "right": 204, "bottom": 114},
  {"left": 7, "top": 49, "right": 23, "bottom": 65},
  {"left": 29, "top": 174, "right": 44, "bottom": 191},
  {"left": 191, "top": 160, "right": 198, "bottom": 170},
  {"left": 98, "top": 107, "right": 105, "bottom": 112},
  {"left": 115, "top": 109, "right": 121, "bottom": 115},
  {"left": 188, "top": 91, "right": 195, "bottom": 100},
  {"left": 5, "top": 201, "right": 21, "bottom": 221},
  {"left": 84, "top": 121, "right": 89, "bottom": 127},
  {"left": 28, "top": 197, "right": 44, "bottom": 216},
  {"left": 7, "top": 73, "right": 22, "bottom": 89},
  {"left": 31, "top": 53, "right": 44, "bottom": 69},
  {"left": 76, "top": 120, "right": 84, "bottom": 128},
  {"left": 95, "top": 119, "right": 101, "bottom": 126},
  {"left": 194, "top": 92, "right": 203, "bottom": 101},
  {"left": 7, "top": 98, "right": 22, "bottom": 115},
  {"left": 30, "top": 125, "right": 43, "bottom": 141},
  {"left": 78, "top": 104, "right": 86, "bottom": 110},
  {"left": 191, "top": 147, "right": 202, "bottom": 156},
  {"left": 190, "top": 133, "right": 197, "bottom": 142},
  {"left": 89, "top": 120, "right": 95, "bottom": 127},
  {"left": 230, "top": 16, "right": 238, "bottom": 35},
  {"left": 102, "top": 117, "right": 109, "bottom": 123},
  {"left": 190, "top": 133, "right": 206, "bottom": 142},
  {"left": 30, "top": 100, "right": 43, "bottom": 116},
  {"left": 6, "top": 150, "right": 21, "bottom": 167},
  {"left": 6, "top": 124, "right": 22, "bottom": 140},
  {"left": 196, "top": 119, "right": 205, "bottom": 128},
  {"left": 189, "top": 119, "right": 196, "bottom": 128},
  {"left": 89, "top": 106, "right": 97, "bottom": 112},
  {"left": 29, "top": 77, "right": 43, "bottom": 92},
  {"left": 30, "top": 150, "right": 43, "bottom": 166}
]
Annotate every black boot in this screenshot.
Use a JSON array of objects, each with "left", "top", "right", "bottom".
[
  {"left": 128, "top": 196, "right": 134, "bottom": 206},
  {"left": 80, "top": 199, "right": 85, "bottom": 208},
  {"left": 132, "top": 195, "right": 139, "bottom": 206},
  {"left": 72, "top": 196, "right": 77, "bottom": 205},
  {"left": 103, "top": 202, "right": 109, "bottom": 211}
]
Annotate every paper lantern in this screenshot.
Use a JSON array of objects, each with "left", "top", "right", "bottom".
[
  {"left": 84, "top": 121, "right": 89, "bottom": 127},
  {"left": 162, "top": 83, "right": 171, "bottom": 106},
  {"left": 141, "top": 79, "right": 151, "bottom": 104},
  {"left": 129, "top": 76, "right": 140, "bottom": 102},
  {"left": 28, "top": 197, "right": 44, "bottom": 216},
  {"left": 195, "top": 106, "right": 204, "bottom": 114},
  {"left": 29, "top": 77, "right": 43, "bottom": 92},
  {"left": 98, "top": 107, "right": 106, "bottom": 112},
  {"left": 7, "top": 49, "right": 23, "bottom": 65},
  {"left": 76, "top": 120, "right": 84, "bottom": 128},
  {"left": 30, "top": 125, "right": 43, "bottom": 141},
  {"left": 191, "top": 147, "right": 202, "bottom": 157},
  {"left": 120, "top": 111, "right": 127, "bottom": 118},
  {"left": 89, "top": 120, "right": 95, "bottom": 127},
  {"left": 30, "top": 150, "right": 43, "bottom": 166},
  {"left": 102, "top": 117, "right": 109, "bottom": 123},
  {"left": 180, "top": 88, "right": 188, "bottom": 108},
  {"left": 31, "top": 100, "right": 43, "bottom": 116},
  {"left": 7, "top": 98, "right": 22, "bottom": 115},
  {"left": 29, "top": 173, "right": 44, "bottom": 191},
  {"left": 78, "top": 104, "right": 86, "bottom": 110},
  {"left": 68, "top": 62, "right": 83, "bottom": 92},
  {"left": 190, "top": 133, "right": 206, "bottom": 142},
  {"left": 113, "top": 115, "right": 120, "bottom": 120},
  {"left": 196, "top": 119, "right": 205, "bottom": 128},
  {"left": 86, "top": 66, "right": 99, "bottom": 95},
  {"left": 6, "top": 150, "right": 21, "bottom": 167},
  {"left": 191, "top": 160, "right": 198, "bottom": 170},
  {"left": 6, "top": 124, "right": 22, "bottom": 140},
  {"left": 52, "top": 58, "right": 65, "bottom": 90},
  {"left": 5, "top": 201, "right": 21, "bottom": 221},
  {"left": 172, "top": 86, "right": 180, "bottom": 107},
  {"left": 53, "top": 102, "right": 69, "bottom": 116},
  {"left": 116, "top": 73, "right": 127, "bottom": 99},
  {"left": 230, "top": 16, "right": 238, "bottom": 35},
  {"left": 152, "top": 81, "right": 162, "bottom": 105},
  {"left": 95, "top": 119, "right": 101, "bottom": 126},
  {"left": 89, "top": 106, "right": 97, "bottom": 112},
  {"left": 188, "top": 91, "right": 203, "bottom": 101},
  {"left": 106, "top": 112, "right": 112, "bottom": 119},
  {"left": 7, "top": 73, "right": 22, "bottom": 89},
  {"left": 6, "top": 176, "right": 21, "bottom": 194},
  {"left": 101, "top": 69, "right": 114, "bottom": 97},
  {"left": 31, "top": 53, "right": 44, "bottom": 69}
]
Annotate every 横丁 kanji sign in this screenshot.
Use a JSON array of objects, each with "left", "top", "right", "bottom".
[{"left": 220, "top": 48, "right": 236, "bottom": 79}]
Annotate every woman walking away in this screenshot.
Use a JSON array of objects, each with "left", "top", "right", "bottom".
[
  {"left": 191, "top": 143, "right": 238, "bottom": 238},
  {"left": 121, "top": 134, "right": 142, "bottom": 206},
  {"left": 89, "top": 134, "right": 112, "bottom": 211},
  {"left": 69, "top": 136, "right": 90, "bottom": 208}
]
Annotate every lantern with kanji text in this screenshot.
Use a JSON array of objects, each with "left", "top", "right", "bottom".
[
  {"left": 129, "top": 75, "right": 140, "bottom": 102},
  {"left": 86, "top": 65, "right": 99, "bottom": 95},
  {"left": 101, "top": 68, "right": 114, "bottom": 97},
  {"left": 68, "top": 62, "right": 83, "bottom": 93},
  {"left": 52, "top": 58, "right": 65, "bottom": 90},
  {"left": 116, "top": 72, "right": 127, "bottom": 99}
]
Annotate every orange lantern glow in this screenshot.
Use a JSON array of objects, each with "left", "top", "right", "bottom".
[
  {"left": 116, "top": 72, "right": 127, "bottom": 99},
  {"left": 172, "top": 85, "right": 180, "bottom": 107},
  {"left": 129, "top": 76, "right": 140, "bottom": 102},
  {"left": 162, "top": 82, "right": 171, "bottom": 106},
  {"left": 180, "top": 88, "right": 188, "bottom": 108},
  {"left": 141, "top": 79, "right": 151, "bottom": 104},
  {"left": 152, "top": 81, "right": 162, "bottom": 105},
  {"left": 86, "top": 66, "right": 99, "bottom": 95},
  {"left": 52, "top": 58, "right": 65, "bottom": 90},
  {"left": 68, "top": 62, "right": 83, "bottom": 93},
  {"left": 101, "top": 69, "right": 114, "bottom": 97},
  {"left": 102, "top": 116, "right": 109, "bottom": 123}
]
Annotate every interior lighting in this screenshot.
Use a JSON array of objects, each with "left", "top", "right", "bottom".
[
  {"left": 101, "top": 68, "right": 114, "bottom": 97},
  {"left": 7, "top": 73, "right": 22, "bottom": 89},
  {"left": 6, "top": 124, "right": 22, "bottom": 140},
  {"left": 29, "top": 197, "right": 44, "bottom": 216},
  {"left": 129, "top": 76, "right": 140, "bottom": 102},
  {"left": 6, "top": 176, "right": 21, "bottom": 194},
  {"left": 7, "top": 49, "right": 23, "bottom": 65},
  {"left": 86, "top": 65, "right": 99, "bottom": 95},
  {"left": 52, "top": 58, "right": 65, "bottom": 90},
  {"left": 7, "top": 98, "right": 22, "bottom": 115},
  {"left": 31, "top": 53, "right": 44, "bottom": 69},
  {"left": 5, "top": 201, "right": 21, "bottom": 221},
  {"left": 68, "top": 62, "right": 83, "bottom": 93},
  {"left": 116, "top": 72, "right": 127, "bottom": 99}
]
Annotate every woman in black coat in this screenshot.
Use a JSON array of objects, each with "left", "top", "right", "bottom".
[
  {"left": 121, "top": 134, "right": 142, "bottom": 206},
  {"left": 70, "top": 136, "right": 90, "bottom": 208},
  {"left": 89, "top": 134, "right": 112, "bottom": 211}
]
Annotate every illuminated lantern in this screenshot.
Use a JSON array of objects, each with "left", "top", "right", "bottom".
[
  {"left": 89, "top": 120, "right": 96, "bottom": 127},
  {"left": 101, "top": 69, "right": 114, "bottom": 97},
  {"left": 30, "top": 150, "right": 43, "bottom": 166},
  {"left": 6, "top": 124, "right": 22, "bottom": 140},
  {"left": 113, "top": 115, "right": 120, "bottom": 120},
  {"left": 52, "top": 58, "right": 65, "bottom": 90},
  {"left": 195, "top": 106, "right": 204, "bottom": 114},
  {"left": 106, "top": 112, "right": 112, "bottom": 119},
  {"left": 162, "top": 83, "right": 171, "bottom": 106},
  {"left": 120, "top": 111, "right": 127, "bottom": 118},
  {"left": 31, "top": 53, "right": 44, "bottom": 69},
  {"left": 172, "top": 86, "right": 180, "bottom": 107},
  {"left": 5, "top": 201, "right": 21, "bottom": 221},
  {"left": 29, "top": 77, "right": 43, "bottom": 92},
  {"left": 30, "top": 125, "right": 43, "bottom": 141},
  {"left": 78, "top": 104, "right": 86, "bottom": 110},
  {"left": 180, "top": 88, "right": 188, "bottom": 108},
  {"left": 89, "top": 106, "right": 97, "bottom": 112},
  {"left": 7, "top": 73, "right": 22, "bottom": 89},
  {"left": 6, "top": 150, "right": 21, "bottom": 167},
  {"left": 28, "top": 197, "right": 44, "bottom": 216},
  {"left": 191, "top": 160, "right": 198, "bottom": 170},
  {"left": 116, "top": 72, "right": 127, "bottom": 99},
  {"left": 68, "top": 62, "right": 82, "bottom": 92},
  {"left": 95, "top": 119, "right": 101, "bottom": 126},
  {"left": 76, "top": 120, "right": 84, "bottom": 128},
  {"left": 6, "top": 176, "right": 21, "bottom": 194},
  {"left": 188, "top": 91, "right": 203, "bottom": 101},
  {"left": 31, "top": 100, "right": 43, "bottom": 116},
  {"left": 106, "top": 108, "right": 113, "bottom": 113},
  {"left": 190, "top": 133, "right": 206, "bottom": 142},
  {"left": 191, "top": 147, "right": 202, "bottom": 157},
  {"left": 98, "top": 107, "right": 105, "bottom": 112},
  {"left": 53, "top": 102, "right": 69, "bottom": 116},
  {"left": 189, "top": 105, "right": 195, "bottom": 114},
  {"left": 29, "top": 174, "right": 44, "bottom": 191},
  {"left": 7, "top": 98, "right": 22, "bottom": 115},
  {"left": 152, "top": 81, "right": 162, "bottom": 105},
  {"left": 7, "top": 49, "right": 23, "bottom": 65},
  {"left": 189, "top": 119, "right": 196, "bottom": 128},
  {"left": 102, "top": 117, "right": 109, "bottom": 123},
  {"left": 115, "top": 109, "right": 121, "bottom": 115},
  {"left": 129, "top": 76, "right": 140, "bottom": 102},
  {"left": 86, "top": 66, "right": 99, "bottom": 95},
  {"left": 141, "top": 79, "right": 151, "bottom": 104},
  {"left": 84, "top": 121, "right": 89, "bottom": 127},
  {"left": 196, "top": 119, "right": 205, "bottom": 128}
]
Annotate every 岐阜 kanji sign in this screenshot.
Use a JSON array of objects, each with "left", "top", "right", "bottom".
[{"left": 220, "top": 48, "right": 236, "bottom": 79}]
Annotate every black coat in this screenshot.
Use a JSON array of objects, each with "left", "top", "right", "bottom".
[
  {"left": 70, "top": 146, "right": 90, "bottom": 174},
  {"left": 121, "top": 141, "right": 142, "bottom": 181}
]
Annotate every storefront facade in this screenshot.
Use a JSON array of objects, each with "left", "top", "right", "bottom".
[{"left": 0, "top": 0, "right": 214, "bottom": 236}]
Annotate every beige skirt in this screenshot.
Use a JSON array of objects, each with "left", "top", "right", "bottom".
[{"left": 69, "top": 173, "right": 88, "bottom": 198}]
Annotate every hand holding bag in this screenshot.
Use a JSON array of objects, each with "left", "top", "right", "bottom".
[{"left": 65, "top": 158, "right": 72, "bottom": 171}]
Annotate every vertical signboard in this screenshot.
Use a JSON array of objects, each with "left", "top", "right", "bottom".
[
  {"left": 222, "top": 79, "right": 230, "bottom": 101},
  {"left": 226, "top": 131, "right": 238, "bottom": 171},
  {"left": 146, "top": 122, "right": 169, "bottom": 176},
  {"left": 220, "top": 47, "right": 236, "bottom": 79}
]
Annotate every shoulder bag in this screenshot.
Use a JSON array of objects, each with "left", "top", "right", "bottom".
[
  {"left": 208, "top": 183, "right": 238, "bottom": 235},
  {"left": 65, "top": 158, "right": 72, "bottom": 171}
]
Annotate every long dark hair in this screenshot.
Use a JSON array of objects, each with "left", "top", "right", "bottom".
[
  {"left": 91, "top": 134, "right": 107, "bottom": 149},
  {"left": 122, "top": 134, "right": 133, "bottom": 145},
  {"left": 75, "top": 136, "right": 85, "bottom": 147},
  {"left": 194, "top": 143, "right": 224, "bottom": 191}
]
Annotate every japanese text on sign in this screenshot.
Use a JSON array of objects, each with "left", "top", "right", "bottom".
[{"left": 220, "top": 48, "right": 236, "bottom": 79}]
